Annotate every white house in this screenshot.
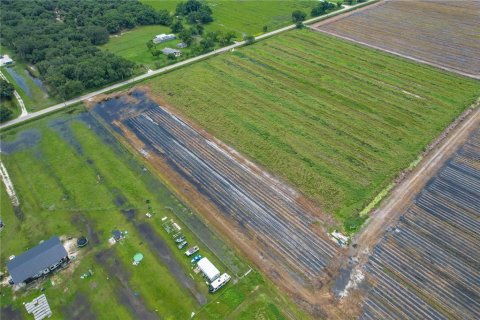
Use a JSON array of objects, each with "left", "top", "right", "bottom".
[{"left": 153, "top": 34, "right": 176, "bottom": 44}]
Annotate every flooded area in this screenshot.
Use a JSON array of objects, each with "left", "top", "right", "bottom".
[{"left": 5, "top": 67, "right": 31, "bottom": 97}]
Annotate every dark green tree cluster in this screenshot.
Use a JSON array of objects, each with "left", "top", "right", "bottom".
[
  {"left": 0, "top": 0, "right": 163, "bottom": 99},
  {"left": 171, "top": 0, "right": 213, "bottom": 35},
  {"left": 311, "top": 1, "right": 337, "bottom": 17},
  {"left": 175, "top": 0, "right": 213, "bottom": 25},
  {"left": 0, "top": 80, "right": 14, "bottom": 100},
  {"left": 292, "top": 10, "right": 307, "bottom": 23},
  {"left": 0, "top": 79, "right": 14, "bottom": 122}
]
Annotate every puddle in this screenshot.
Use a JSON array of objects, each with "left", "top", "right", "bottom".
[
  {"left": 62, "top": 293, "right": 97, "bottom": 320},
  {"left": 48, "top": 118, "right": 84, "bottom": 155},
  {"left": 24, "top": 69, "right": 48, "bottom": 94},
  {"left": 0, "top": 306, "right": 23, "bottom": 320},
  {"left": 95, "top": 249, "right": 159, "bottom": 320},
  {"left": 0, "top": 129, "right": 41, "bottom": 154},
  {"left": 5, "top": 67, "right": 31, "bottom": 97}
]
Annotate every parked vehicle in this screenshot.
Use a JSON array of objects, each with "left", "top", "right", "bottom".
[
  {"left": 185, "top": 246, "right": 199, "bottom": 256},
  {"left": 209, "top": 273, "right": 231, "bottom": 293},
  {"left": 191, "top": 254, "right": 202, "bottom": 264},
  {"left": 177, "top": 241, "right": 188, "bottom": 249},
  {"left": 175, "top": 236, "right": 185, "bottom": 243}
]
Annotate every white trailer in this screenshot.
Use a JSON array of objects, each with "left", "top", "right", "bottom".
[
  {"left": 209, "top": 273, "right": 231, "bottom": 293},
  {"left": 197, "top": 257, "right": 220, "bottom": 281}
]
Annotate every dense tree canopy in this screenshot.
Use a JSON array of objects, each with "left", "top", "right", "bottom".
[
  {"left": 176, "top": 0, "right": 213, "bottom": 25},
  {"left": 0, "top": 0, "right": 163, "bottom": 99},
  {"left": 0, "top": 79, "right": 14, "bottom": 100}
]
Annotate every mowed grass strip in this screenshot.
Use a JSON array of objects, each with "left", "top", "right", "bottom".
[{"left": 146, "top": 29, "right": 480, "bottom": 229}]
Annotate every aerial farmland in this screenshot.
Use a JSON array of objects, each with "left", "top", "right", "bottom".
[
  {"left": 312, "top": 0, "right": 480, "bottom": 78},
  {"left": 144, "top": 30, "right": 480, "bottom": 230},
  {"left": 1, "top": 0, "right": 480, "bottom": 319},
  {"left": 360, "top": 127, "right": 480, "bottom": 319}
]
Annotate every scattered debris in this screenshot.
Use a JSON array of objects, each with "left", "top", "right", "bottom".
[
  {"left": 329, "top": 230, "right": 350, "bottom": 247},
  {"left": 0, "top": 160, "right": 20, "bottom": 207},
  {"left": 133, "top": 253, "right": 144, "bottom": 266},
  {"left": 24, "top": 294, "right": 52, "bottom": 320},
  {"left": 80, "top": 269, "right": 94, "bottom": 279}
]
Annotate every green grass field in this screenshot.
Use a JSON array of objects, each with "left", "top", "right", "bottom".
[
  {"left": 144, "top": 29, "right": 480, "bottom": 230},
  {"left": 0, "top": 108, "right": 306, "bottom": 319},
  {"left": 103, "top": 1, "right": 320, "bottom": 69},
  {"left": 143, "top": 0, "right": 319, "bottom": 36},
  {"left": 100, "top": 25, "right": 186, "bottom": 70}
]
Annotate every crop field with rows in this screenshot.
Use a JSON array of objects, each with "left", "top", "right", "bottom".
[
  {"left": 313, "top": 0, "right": 480, "bottom": 78},
  {"left": 361, "top": 128, "right": 480, "bottom": 320},
  {"left": 145, "top": 29, "right": 480, "bottom": 229},
  {"left": 91, "top": 91, "right": 339, "bottom": 296}
]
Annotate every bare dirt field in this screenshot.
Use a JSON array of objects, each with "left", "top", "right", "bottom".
[
  {"left": 312, "top": 0, "right": 480, "bottom": 79},
  {"left": 89, "top": 90, "right": 345, "bottom": 316}
]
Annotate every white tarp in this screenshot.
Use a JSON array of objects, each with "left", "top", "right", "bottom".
[{"left": 197, "top": 258, "right": 220, "bottom": 281}]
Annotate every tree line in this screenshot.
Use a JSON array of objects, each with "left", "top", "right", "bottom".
[
  {"left": 0, "top": 0, "right": 164, "bottom": 99},
  {"left": 0, "top": 79, "right": 15, "bottom": 122}
]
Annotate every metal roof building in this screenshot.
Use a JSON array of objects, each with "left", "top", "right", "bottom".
[
  {"left": 197, "top": 257, "right": 220, "bottom": 282},
  {"left": 7, "top": 236, "right": 68, "bottom": 284}
]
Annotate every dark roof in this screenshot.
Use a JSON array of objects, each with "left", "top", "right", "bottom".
[
  {"left": 7, "top": 237, "right": 68, "bottom": 284},
  {"left": 112, "top": 230, "right": 122, "bottom": 239},
  {"left": 162, "top": 48, "right": 181, "bottom": 54}
]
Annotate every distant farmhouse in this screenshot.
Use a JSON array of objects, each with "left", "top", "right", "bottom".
[
  {"left": 0, "top": 54, "right": 14, "bottom": 66},
  {"left": 7, "top": 236, "right": 69, "bottom": 285},
  {"left": 153, "top": 33, "right": 176, "bottom": 44},
  {"left": 162, "top": 48, "right": 182, "bottom": 57}
]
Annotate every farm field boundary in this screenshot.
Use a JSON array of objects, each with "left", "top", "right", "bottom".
[
  {"left": 358, "top": 125, "right": 480, "bottom": 319},
  {"left": 311, "top": 0, "right": 480, "bottom": 79}
]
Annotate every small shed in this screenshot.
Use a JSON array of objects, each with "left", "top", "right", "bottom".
[
  {"left": 112, "top": 230, "right": 122, "bottom": 241},
  {"left": 176, "top": 42, "right": 188, "bottom": 49},
  {"left": 197, "top": 258, "right": 220, "bottom": 282}
]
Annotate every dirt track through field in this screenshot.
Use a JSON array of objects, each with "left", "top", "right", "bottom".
[{"left": 90, "top": 91, "right": 341, "bottom": 306}]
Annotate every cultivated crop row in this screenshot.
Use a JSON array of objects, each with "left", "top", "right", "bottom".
[
  {"left": 361, "top": 130, "right": 480, "bottom": 319},
  {"left": 112, "top": 105, "right": 339, "bottom": 282},
  {"left": 314, "top": 1, "right": 480, "bottom": 77},
  {"left": 146, "top": 29, "right": 480, "bottom": 225}
]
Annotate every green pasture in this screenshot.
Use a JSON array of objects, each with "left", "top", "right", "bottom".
[
  {"left": 0, "top": 108, "right": 306, "bottom": 319},
  {"left": 143, "top": 0, "right": 319, "bottom": 36},
  {"left": 100, "top": 25, "right": 186, "bottom": 71},
  {"left": 144, "top": 29, "right": 480, "bottom": 231}
]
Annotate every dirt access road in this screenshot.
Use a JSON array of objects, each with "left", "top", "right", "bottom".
[{"left": 352, "top": 102, "right": 480, "bottom": 260}]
